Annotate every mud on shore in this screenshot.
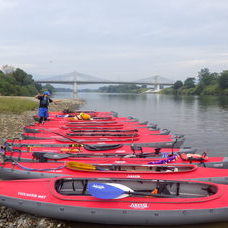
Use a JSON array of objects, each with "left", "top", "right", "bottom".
[{"left": 0, "top": 98, "right": 84, "bottom": 228}]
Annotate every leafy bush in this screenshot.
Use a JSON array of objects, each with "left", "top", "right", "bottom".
[
  {"left": 219, "top": 71, "right": 228, "bottom": 89},
  {"left": 222, "top": 88, "right": 228, "bottom": 95},
  {"left": 180, "top": 88, "right": 197, "bottom": 95},
  {"left": 162, "top": 68, "right": 228, "bottom": 96},
  {"left": 201, "top": 84, "right": 220, "bottom": 95},
  {"left": 160, "top": 88, "right": 174, "bottom": 94}
]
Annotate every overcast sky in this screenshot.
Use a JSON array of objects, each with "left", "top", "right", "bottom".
[{"left": 0, "top": 0, "right": 228, "bottom": 81}]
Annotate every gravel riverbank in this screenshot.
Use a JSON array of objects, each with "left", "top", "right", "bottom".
[{"left": 0, "top": 97, "right": 84, "bottom": 228}]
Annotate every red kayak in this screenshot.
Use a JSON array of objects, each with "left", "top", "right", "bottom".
[
  {"left": 21, "top": 131, "right": 176, "bottom": 141},
  {"left": 3, "top": 145, "right": 228, "bottom": 169},
  {"left": 34, "top": 112, "right": 136, "bottom": 121},
  {"left": 28, "top": 122, "right": 149, "bottom": 130},
  {"left": 33, "top": 111, "right": 119, "bottom": 122},
  {"left": 32, "top": 115, "right": 136, "bottom": 123},
  {"left": 1, "top": 161, "right": 228, "bottom": 185},
  {"left": 2, "top": 146, "right": 186, "bottom": 162},
  {"left": 26, "top": 120, "right": 158, "bottom": 131},
  {"left": 22, "top": 131, "right": 141, "bottom": 139},
  {"left": 21, "top": 126, "right": 175, "bottom": 141},
  {"left": 7, "top": 135, "right": 185, "bottom": 148},
  {"left": 0, "top": 177, "right": 228, "bottom": 225},
  {"left": 10, "top": 144, "right": 189, "bottom": 154},
  {"left": 23, "top": 124, "right": 164, "bottom": 134},
  {"left": 29, "top": 117, "right": 154, "bottom": 127},
  {"left": 34, "top": 111, "right": 116, "bottom": 118}
]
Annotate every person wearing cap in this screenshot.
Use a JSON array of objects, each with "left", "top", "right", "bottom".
[{"left": 35, "top": 91, "right": 56, "bottom": 123}]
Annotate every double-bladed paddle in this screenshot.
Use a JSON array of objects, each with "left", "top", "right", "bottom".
[{"left": 87, "top": 182, "right": 155, "bottom": 199}]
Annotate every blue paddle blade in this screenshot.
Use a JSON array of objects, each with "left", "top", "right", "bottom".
[{"left": 88, "top": 182, "right": 126, "bottom": 199}]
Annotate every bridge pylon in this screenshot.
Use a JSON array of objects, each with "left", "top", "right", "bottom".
[
  {"left": 73, "top": 81, "right": 78, "bottom": 98},
  {"left": 154, "top": 75, "right": 161, "bottom": 92},
  {"left": 72, "top": 74, "right": 78, "bottom": 98}
]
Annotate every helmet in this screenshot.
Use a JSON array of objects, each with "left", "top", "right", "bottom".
[{"left": 43, "top": 91, "right": 50, "bottom": 96}]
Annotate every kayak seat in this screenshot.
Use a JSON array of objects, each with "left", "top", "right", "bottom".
[
  {"left": 112, "top": 165, "right": 122, "bottom": 171},
  {"left": 154, "top": 148, "right": 161, "bottom": 154},
  {"left": 155, "top": 167, "right": 174, "bottom": 172},
  {"left": 157, "top": 183, "right": 171, "bottom": 195},
  {"left": 130, "top": 145, "right": 143, "bottom": 153},
  {"left": 202, "top": 186, "right": 217, "bottom": 196},
  {"left": 32, "top": 152, "right": 48, "bottom": 162},
  {"left": 55, "top": 179, "right": 89, "bottom": 196}
]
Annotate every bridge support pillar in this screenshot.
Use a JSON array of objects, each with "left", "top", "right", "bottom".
[
  {"left": 73, "top": 81, "right": 78, "bottom": 99},
  {"left": 154, "top": 84, "right": 161, "bottom": 91}
]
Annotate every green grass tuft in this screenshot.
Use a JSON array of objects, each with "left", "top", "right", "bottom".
[{"left": 0, "top": 97, "right": 37, "bottom": 114}]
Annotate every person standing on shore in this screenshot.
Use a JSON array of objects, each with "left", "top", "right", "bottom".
[{"left": 35, "top": 91, "right": 57, "bottom": 123}]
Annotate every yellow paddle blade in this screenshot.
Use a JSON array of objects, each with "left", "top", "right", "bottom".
[{"left": 66, "top": 161, "right": 97, "bottom": 171}]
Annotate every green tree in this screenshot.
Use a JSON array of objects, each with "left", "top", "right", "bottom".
[
  {"left": 34, "top": 82, "right": 43, "bottom": 92},
  {"left": 98, "top": 84, "right": 142, "bottom": 93},
  {"left": 173, "top": 80, "right": 183, "bottom": 89},
  {"left": 198, "top": 68, "right": 217, "bottom": 86},
  {"left": 43, "top": 84, "right": 55, "bottom": 94},
  {"left": 10, "top": 68, "right": 34, "bottom": 86},
  {"left": 0, "top": 68, "right": 42, "bottom": 96},
  {"left": 183, "top": 77, "right": 195, "bottom": 88},
  {"left": 219, "top": 71, "right": 228, "bottom": 89}
]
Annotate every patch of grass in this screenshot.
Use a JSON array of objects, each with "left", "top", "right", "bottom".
[{"left": 0, "top": 97, "right": 37, "bottom": 114}]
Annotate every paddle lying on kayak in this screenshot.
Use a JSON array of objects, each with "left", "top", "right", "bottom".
[{"left": 88, "top": 182, "right": 135, "bottom": 199}]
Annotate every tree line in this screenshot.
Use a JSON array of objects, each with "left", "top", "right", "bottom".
[
  {"left": 98, "top": 84, "right": 147, "bottom": 93},
  {"left": 162, "top": 68, "right": 228, "bottom": 95},
  {"left": 0, "top": 68, "right": 54, "bottom": 96}
]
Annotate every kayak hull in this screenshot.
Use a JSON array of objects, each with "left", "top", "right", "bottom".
[{"left": 1, "top": 196, "right": 228, "bottom": 225}]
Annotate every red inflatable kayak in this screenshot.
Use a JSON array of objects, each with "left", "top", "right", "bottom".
[
  {"left": 6, "top": 135, "right": 185, "bottom": 147},
  {"left": 0, "top": 177, "right": 228, "bottom": 225},
  {"left": 1, "top": 162, "right": 228, "bottom": 185}
]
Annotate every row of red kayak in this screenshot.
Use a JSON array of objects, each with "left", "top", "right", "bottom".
[{"left": 0, "top": 110, "right": 228, "bottom": 225}]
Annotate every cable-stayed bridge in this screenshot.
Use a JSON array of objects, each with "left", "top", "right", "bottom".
[{"left": 36, "top": 71, "right": 174, "bottom": 98}]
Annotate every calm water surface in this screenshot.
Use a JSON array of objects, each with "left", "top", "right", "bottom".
[{"left": 53, "top": 92, "right": 228, "bottom": 228}]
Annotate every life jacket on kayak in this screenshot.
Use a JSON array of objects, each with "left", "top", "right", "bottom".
[
  {"left": 180, "top": 152, "right": 208, "bottom": 162},
  {"left": 80, "top": 112, "right": 92, "bottom": 120},
  {"left": 69, "top": 112, "right": 92, "bottom": 121}
]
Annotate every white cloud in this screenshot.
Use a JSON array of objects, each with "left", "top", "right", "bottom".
[
  {"left": 0, "top": 0, "right": 17, "bottom": 12},
  {"left": 0, "top": 0, "right": 228, "bottom": 80}
]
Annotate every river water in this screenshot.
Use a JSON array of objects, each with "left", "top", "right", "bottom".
[{"left": 53, "top": 92, "right": 228, "bottom": 228}]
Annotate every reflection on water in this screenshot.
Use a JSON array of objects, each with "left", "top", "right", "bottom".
[{"left": 53, "top": 92, "right": 228, "bottom": 228}]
